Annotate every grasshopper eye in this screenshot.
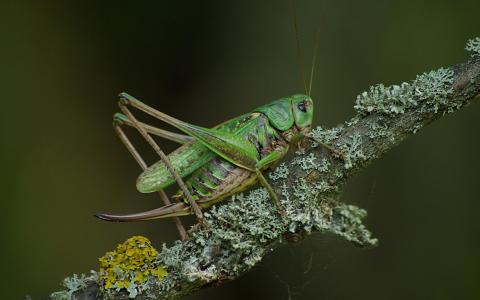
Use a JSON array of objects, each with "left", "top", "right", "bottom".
[{"left": 297, "top": 102, "right": 307, "bottom": 112}]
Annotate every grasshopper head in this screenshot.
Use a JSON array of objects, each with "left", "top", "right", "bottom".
[
  {"left": 291, "top": 94, "right": 314, "bottom": 134},
  {"left": 254, "top": 94, "right": 313, "bottom": 141}
]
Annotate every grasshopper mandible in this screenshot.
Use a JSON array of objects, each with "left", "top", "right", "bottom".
[{"left": 95, "top": 92, "right": 314, "bottom": 238}]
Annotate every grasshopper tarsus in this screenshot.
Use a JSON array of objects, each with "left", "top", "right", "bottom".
[
  {"left": 118, "top": 92, "right": 140, "bottom": 106},
  {"left": 118, "top": 91, "right": 131, "bottom": 100},
  {"left": 118, "top": 96, "right": 129, "bottom": 106},
  {"left": 113, "top": 112, "right": 127, "bottom": 125}
]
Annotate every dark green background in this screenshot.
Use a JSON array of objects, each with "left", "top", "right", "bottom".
[{"left": 1, "top": 1, "right": 479, "bottom": 299}]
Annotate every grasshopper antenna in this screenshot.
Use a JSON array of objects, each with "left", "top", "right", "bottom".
[
  {"left": 290, "top": 0, "right": 308, "bottom": 95},
  {"left": 308, "top": 29, "right": 321, "bottom": 97}
]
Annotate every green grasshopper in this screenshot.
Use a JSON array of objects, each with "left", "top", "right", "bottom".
[
  {"left": 96, "top": 6, "right": 326, "bottom": 240},
  {"left": 95, "top": 92, "right": 314, "bottom": 238}
]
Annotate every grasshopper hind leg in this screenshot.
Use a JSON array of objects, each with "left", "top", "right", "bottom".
[
  {"left": 113, "top": 112, "right": 193, "bottom": 145},
  {"left": 117, "top": 95, "right": 205, "bottom": 224},
  {"left": 106, "top": 120, "right": 189, "bottom": 240}
]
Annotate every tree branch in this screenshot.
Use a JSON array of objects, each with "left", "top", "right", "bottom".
[{"left": 49, "top": 39, "right": 480, "bottom": 300}]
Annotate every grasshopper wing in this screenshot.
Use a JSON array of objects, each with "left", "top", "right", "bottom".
[
  {"left": 128, "top": 102, "right": 261, "bottom": 171},
  {"left": 180, "top": 124, "right": 260, "bottom": 171}
]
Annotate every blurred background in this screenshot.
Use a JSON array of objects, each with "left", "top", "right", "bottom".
[{"left": 1, "top": 0, "right": 479, "bottom": 299}]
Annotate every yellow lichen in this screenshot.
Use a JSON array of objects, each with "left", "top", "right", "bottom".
[{"left": 99, "top": 236, "right": 168, "bottom": 292}]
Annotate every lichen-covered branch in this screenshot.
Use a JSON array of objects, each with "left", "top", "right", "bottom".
[{"left": 50, "top": 39, "right": 480, "bottom": 300}]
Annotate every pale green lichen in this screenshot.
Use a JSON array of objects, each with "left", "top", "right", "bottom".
[
  {"left": 466, "top": 37, "right": 480, "bottom": 55},
  {"left": 205, "top": 189, "right": 284, "bottom": 246},
  {"left": 269, "top": 162, "right": 289, "bottom": 180},
  {"left": 317, "top": 158, "right": 331, "bottom": 172},
  {"left": 292, "top": 152, "right": 318, "bottom": 172},
  {"left": 412, "top": 123, "right": 423, "bottom": 134},
  {"left": 414, "top": 68, "right": 455, "bottom": 113},
  {"left": 280, "top": 182, "right": 291, "bottom": 202},
  {"left": 346, "top": 116, "right": 361, "bottom": 126},
  {"left": 156, "top": 188, "right": 285, "bottom": 286},
  {"left": 291, "top": 150, "right": 332, "bottom": 174},
  {"left": 50, "top": 271, "right": 98, "bottom": 300},
  {"left": 334, "top": 169, "right": 344, "bottom": 178},
  {"left": 151, "top": 179, "right": 376, "bottom": 296},
  {"left": 330, "top": 205, "right": 378, "bottom": 247},
  {"left": 339, "top": 133, "right": 366, "bottom": 169},
  {"left": 309, "top": 126, "right": 343, "bottom": 145},
  {"left": 292, "top": 178, "right": 317, "bottom": 202},
  {"left": 367, "top": 118, "right": 394, "bottom": 141},
  {"left": 304, "top": 125, "right": 367, "bottom": 170},
  {"left": 354, "top": 67, "right": 455, "bottom": 116},
  {"left": 284, "top": 175, "right": 338, "bottom": 234},
  {"left": 284, "top": 173, "right": 374, "bottom": 241},
  {"left": 355, "top": 82, "right": 417, "bottom": 115}
]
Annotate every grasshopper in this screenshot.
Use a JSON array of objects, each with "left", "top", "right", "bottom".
[
  {"left": 95, "top": 92, "right": 315, "bottom": 238},
  {"left": 96, "top": 6, "right": 328, "bottom": 240}
]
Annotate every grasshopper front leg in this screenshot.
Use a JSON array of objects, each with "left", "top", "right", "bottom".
[{"left": 254, "top": 148, "right": 289, "bottom": 212}]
